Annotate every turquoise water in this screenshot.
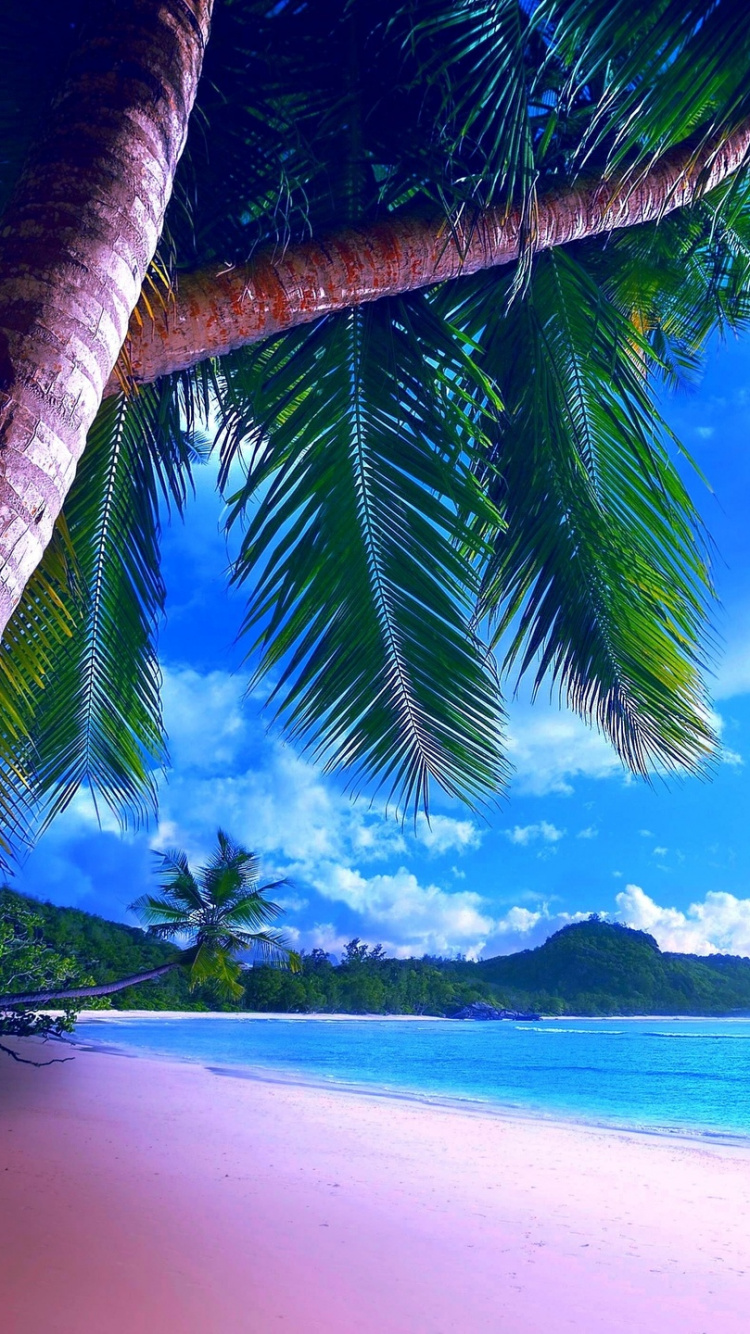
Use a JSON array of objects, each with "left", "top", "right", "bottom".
[{"left": 75, "top": 1016, "right": 750, "bottom": 1140}]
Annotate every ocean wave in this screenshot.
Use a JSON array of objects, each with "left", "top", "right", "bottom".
[
  {"left": 527, "top": 1027, "right": 625, "bottom": 1035},
  {"left": 644, "top": 1031, "right": 750, "bottom": 1040}
]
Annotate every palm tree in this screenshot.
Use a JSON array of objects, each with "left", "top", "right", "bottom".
[
  {"left": 0, "top": 0, "right": 213, "bottom": 637},
  {"left": 1, "top": 0, "right": 749, "bottom": 859},
  {"left": 0, "top": 830, "right": 295, "bottom": 1008}
]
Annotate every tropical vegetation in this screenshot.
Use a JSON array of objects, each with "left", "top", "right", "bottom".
[
  {"left": 0, "top": 831, "right": 294, "bottom": 1028},
  {"left": 7, "top": 895, "right": 750, "bottom": 1021},
  {"left": 0, "top": 890, "right": 99, "bottom": 1063},
  {"left": 1, "top": 1, "right": 750, "bottom": 866}
]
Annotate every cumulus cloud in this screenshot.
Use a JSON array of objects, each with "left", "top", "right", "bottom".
[
  {"left": 504, "top": 821, "right": 565, "bottom": 846},
  {"left": 146, "top": 666, "right": 496, "bottom": 955},
  {"left": 505, "top": 696, "right": 623, "bottom": 795},
  {"left": 504, "top": 694, "right": 743, "bottom": 792},
  {"left": 304, "top": 863, "right": 496, "bottom": 958},
  {"left": 480, "top": 903, "right": 590, "bottom": 957},
  {"left": 414, "top": 813, "right": 483, "bottom": 855},
  {"left": 616, "top": 884, "right": 750, "bottom": 956},
  {"left": 296, "top": 864, "right": 594, "bottom": 960},
  {"left": 577, "top": 827, "right": 598, "bottom": 840}
]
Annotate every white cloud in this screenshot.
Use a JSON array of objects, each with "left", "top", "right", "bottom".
[
  {"left": 653, "top": 846, "right": 668, "bottom": 858},
  {"left": 414, "top": 813, "right": 483, "bottom": 855},
  {"left": 707, "top": 708, "right": 744, "bottom": 766},
  {"left": 577, "top": 826, "right": 598, "bottom": 840},
  {"left": 696, "top": 426, "right": 715, "bottom": 439},
  {"left": 274, "top": 892, "right": 309, "bottom": 913},
  {"left": 306, "top": 863, "right": 496, "bottom": 958},
  {"left": 480, "top": 903, "right": 590, "bottom": 957},
  {"left": 504, "top": 821, "right": 566, "bottom": 846},
  {"left": 156, "top": 666, "right": 409, "bottom": 869},
  {"left": 616, "top": 884, "right": 750, "bottom": 956},
  {"left": 161, "top": 667, "right": 247, "bottom": 773},
  {"left": 505, "top": 696, "right": 623, "bottom": 795},
  {"left": 146, "top": 667, "right": 493, "bottom": 956}
]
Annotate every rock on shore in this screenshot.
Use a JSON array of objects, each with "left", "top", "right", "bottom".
[{"left": 451, "top": 1001, "right": 541, "bottom": 1021}]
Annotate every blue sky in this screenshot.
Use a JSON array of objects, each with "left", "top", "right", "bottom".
[{"left": 14, "top": 333, "right": 750, "bottom": 961}]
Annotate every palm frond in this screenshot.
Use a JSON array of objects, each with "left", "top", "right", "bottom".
[
  {"left": 546, "top": 0, "right": 750, "bottom": 186},
  {"left": 198, "top": 829, "right": 262, "bottom": 905},
  {"left": 25, "top": 383, "right": 202, "bottom": 830},
  {"left": 597, "top": 177, "right": 750, "bottom": 372},
  {"left": 400, "top": 0, "right": 541, "bottom": 217},
  {"left": 0, "top": 526, "right": 78, "bottom": 866},
  {"left": 449, "top": 246, "right": 716, "bottom": 775},
  {"left": 217, "top": 294, "right": 508, "bottom": 815}
]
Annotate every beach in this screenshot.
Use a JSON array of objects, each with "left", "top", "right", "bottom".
[{"left": 2, "top": 1038, "right": 750, "bottom": 1332}]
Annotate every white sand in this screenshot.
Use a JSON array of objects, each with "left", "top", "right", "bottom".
[{"left": 1, "top": 1038, "right": 749, "bottom": 1332}]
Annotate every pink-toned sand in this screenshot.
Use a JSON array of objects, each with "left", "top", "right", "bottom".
[{"left": 2, "top": 1040, "right": 750, "bottom": 1333}]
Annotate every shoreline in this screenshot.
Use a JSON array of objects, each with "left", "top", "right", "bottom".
[
  {"left": 59, "top": 1007, "right": 750, "bottom": 1021},
  {"left": 71, "top": 1028, "right": 750, "bottom": 1153},
  {"left": 2, "top": 1039, "right": 749, "bottom": 1332}
]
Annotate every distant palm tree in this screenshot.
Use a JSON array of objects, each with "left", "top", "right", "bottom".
[
  {"left": 0, "top": 831, "right": 295, "bottom": 1009},
  {"left": 130, "top": 830, "right": 294, "bottom": 999}
]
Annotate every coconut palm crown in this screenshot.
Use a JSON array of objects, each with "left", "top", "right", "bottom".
[
  {"left": 0, "top": 831, "right": 296, "bottom": 1011},
  {"left": 130, "top": 831, "right": 295, "bottom": 999},
  {"left": 3, "top": 1, "right": 750, "bottom": 861}
]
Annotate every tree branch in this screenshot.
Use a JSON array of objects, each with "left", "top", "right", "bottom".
[
  {"left": 111, "top": 118, "right": 750, "bottom": 391},
  {"left": 0, "top": 1038, "right": 74, "bottom": 1066}
]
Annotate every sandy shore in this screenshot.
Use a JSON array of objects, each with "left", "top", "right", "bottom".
[{"left": 2, "top": 1040, "right": 749, "bottom": 1332}]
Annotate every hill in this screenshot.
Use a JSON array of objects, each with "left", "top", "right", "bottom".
[{"left": 473, "top": 918, "right": 750, "bottom": 1015}]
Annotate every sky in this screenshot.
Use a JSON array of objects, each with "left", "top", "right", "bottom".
[{"left": 13, "top": 333, "right": 750, "bottom": 962}]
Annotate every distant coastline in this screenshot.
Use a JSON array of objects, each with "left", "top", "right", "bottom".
[{"left": 67, "top": 1008, "right": 750, "bottom": 1022}]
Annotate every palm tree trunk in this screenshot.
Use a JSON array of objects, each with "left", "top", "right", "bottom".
[
  {"left": 0, "top": 0, "right": 213, "bottom": 637},
  {"left": 0, "top": 961, "right": 179, "bottom": 1009},
  {"left": 111, "top": 118, "right": 750, "bottom": 390}
]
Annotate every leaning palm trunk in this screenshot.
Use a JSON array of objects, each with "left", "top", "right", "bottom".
[
  {"left": 110, "top": 117, "right": 750, "bottom": 389},
  {"left": 0, "top": 0, "right": 213, "bottom": 637},
  {"left": 0, "top": 961, "right": 179, "bottom": 1009}
]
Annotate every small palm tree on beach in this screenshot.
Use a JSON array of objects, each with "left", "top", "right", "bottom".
[
  {"left": 131, "top": 830, "right": 293, "bottom": 1000},
  {"left": 0, "top": 831, "right": 295, "bottom": 1010}
]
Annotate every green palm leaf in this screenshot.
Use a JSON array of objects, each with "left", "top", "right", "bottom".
[
  {"left": 23, "top": 383, "right": 203, "bottom": 829},
  {"left": 218, "top": 295, "right": 507, "bottom": 815},
  {"left": 452, "top": 246, "right": 715, "bottom": 774},
  {"left": 399, "top": 0, "right": 540, "bottom": 210},
  {"left": 547, "top": 0, "right": 750, "bottom": 181},
  {"left": 0, "top": 526, "right": 78, "bottom": 865}
]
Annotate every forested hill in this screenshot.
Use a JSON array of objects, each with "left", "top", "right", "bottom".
[
  {"left": 0, "top": 890, "right": 199, "bottom": 1009},
  {"left": 5, "top": 892, "right": 750, "bottom": 1016},
  {"left": 473, "top": 918, "right": 750, "bottom": 1015}
]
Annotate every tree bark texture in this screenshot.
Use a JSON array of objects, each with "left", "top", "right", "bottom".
[
  {"left": 0, "top": 961, "right": 178, "bottom": 1008},
  {"left": 0, "top": 0, "right": 213, "bottom": 637},
  {"left": 110, "top": 117, "right": 750, "bottom": 392}
]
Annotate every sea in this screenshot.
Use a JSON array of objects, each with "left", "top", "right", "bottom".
[{"left": 74, "top": 1015, "right": 750, "bottom": 1142}]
